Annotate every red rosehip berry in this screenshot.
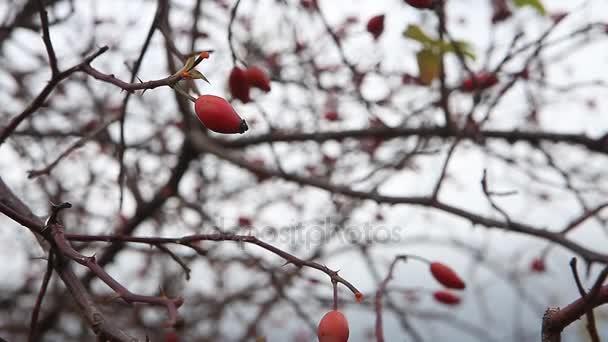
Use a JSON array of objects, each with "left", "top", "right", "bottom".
[
  {"left": 317, "top": 310, "right": 349, "bottom": 342},
  {"left": 244, "top": 66, "right": 271, "bottom": 92},
  {"left": 404, "top": 0, "right": 433, "bottom": 9},
  {"left": 366, "top": 15, "right": 385, "bottom": 40},
  {"left": 164, "top": 330, "right": 179, "bottom": 342},
  {"left": 433, "top": 290, "right": 461, "bottom": 306},
  {"left": 461, "top": 72, "right": 499, "bottom": 92},
  {"left": 429, "top": 262, "right": 466, "bottom": 289},
  {"left": 238, "top": 216, "right": 253, "bottom": 227},
  {"left": 228, "top": 67, "right": 251, "bottom": 103},
  {"left": 194, "top": 95, "right": 248, "bottom": 134},
  {"left": 530, "top": 258, "right": 546, "bottom": 273},
  {"left": 324, "top": 111, "right": 339, "bottom": 121}
]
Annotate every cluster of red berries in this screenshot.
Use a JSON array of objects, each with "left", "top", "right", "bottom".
[
  {"left": 429, "top": 261, "right": 466, "bottom": 306},
  {"left": 229, "top": 66, "right": 272, "bottom": 103}
]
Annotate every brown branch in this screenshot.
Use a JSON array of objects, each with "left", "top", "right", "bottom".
[
  {"left": 0, "top": 177, "right": 136, "bottom": 341},
  {"left": 65, "top": 232, "right": 361, "bottom": 296},
  {"left": 49, "top": 218, "right": 184, "bottom": 326},
  {"left": 542, "top": 266, "right": 608, "bottom": 341},
  {"left": 36, "top": 0, "right": 59, "bottom": 76},
  {"left": 27, "top": 112, "right": 122, "bottom": 178},
  {"left": 0, "top": 46, "right": 108, "bottom": 147},
  {"left": 375, "top": 256, "right": 407, "bottom": 342},
  {"left": 569, "top": 258, "right": 600, "bottom": 342},
  {"left": 227, "top": 0, "right": 244, "bottom": 67},
  {"left": 218, "top": 126, "right": 608, "bottom": 154},
  {"left": 28, "top": 251, "right": 54, "bottom": 342},
  {"left": 193, "top": 135, "right": 608, "bottom": 264}
]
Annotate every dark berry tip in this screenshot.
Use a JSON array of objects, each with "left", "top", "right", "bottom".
[{"left": 239, "top": 119, "right": 249, "bottom": 134}]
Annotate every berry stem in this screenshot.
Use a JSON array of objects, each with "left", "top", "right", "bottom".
[
  {"left": 332, "top": 280, "right": 338, "bottom": 311},
  {"left": 170, "top": 84, "right": 196, "bottom": 103}
]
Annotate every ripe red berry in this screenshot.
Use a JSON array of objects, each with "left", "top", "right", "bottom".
[
  {"left": 433, "top": 290, "right": 461, "bottom": 306},
  {"left": 429, "top": 262, "right": 466, "bottom": 289},
  {"left": 244, "top": 66, "right": 271, "bottom": 92},
  {"left": 238, "top": 216, "right": 253, "bottom": 227},
  {"left": 404, "top": 0, "right": 433, "bottom": 9},
  {"left": 324, "top": 111, "right": 339, "bottom": 121},
  {"left": 228, "top": 67, "right": 251, "bottom": 103},
  {"left": 164, "top": 329, "right": 180, "bottom": 342},
  {"left": 461, "top": 72, "right": 499, "bottom": 92},
  {"left": 317, "top": 310, "right": 349, "bottom": 342},
  {"left": 366, "top": 15, "right": 385, "bottom": 40},
  {"left": 530, "top": 258, "right": 546, "bottom": 273},
  {"left": 194, "top": 95, "right": 248, "bottom": 134}
]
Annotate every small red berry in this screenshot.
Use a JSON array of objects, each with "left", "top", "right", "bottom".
[
  {"left": 461, "top": 72, "right": 499, "bottom": 92},
  {"left": 324, "top": 111, "right": 339, "bottom": 121},
  {"left": 530, "top": 258, "right": 546, "bottom": 273},
  {"left": 366, "top": 15, "right": 385, "bottom": 40},
  {"left": 429, "top": 262, "right": 466, "bottom": 289},
  {"left": 404, "top": 0, "right": 433, "bottom": 9},
  {"left": 244, "top": 66, "right": 271, "bottom": 92},
  {"left": 228, "top": 67, "right": 251, "bottom": 103},
  {"left": 164, "top": 329, "right": 180, "bottom": 342},
  {"left": 238, "top": 216, "right": 253, "bottom": 227},
  {"left": 317, "top": 310, "right": 349, "bottom": 342},
  {"left": 301, "top": 0, "right": 317, "bottom": 11},
  {"left": 433, "top": 290, "right": 461, "bottom": 306},
  {"left": 194, "top": 95, "right": 248, "bottom": 134}
]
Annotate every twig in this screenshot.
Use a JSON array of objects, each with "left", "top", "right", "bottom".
[
  {"left": 569, "top": 258, "right": 600, "bottom": 342},
  {"left": 0, "top": 46, "right": 108, "bottom": 147},
  {"left": 28, "top": 251, "right": 54, "bottom": 342},
  {"left": 36, "top": 0, "right": 59, "bottom": 76},
  {"left": 375, "top": 255, "right": 407, "bottom": 342},
  {"left": 65, "top": 232, "right": 361, "bottom": 296},
  {"left": 228, "top": 0, "right": 244, "bottom": 67}
]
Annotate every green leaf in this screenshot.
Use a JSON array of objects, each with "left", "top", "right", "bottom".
[
  {"left": 188, "top": 70, "right": 210, "bottom": 84},
  {"left": 416, "top": 48, "right": 441, "bottom": 86},
  {"left": 404, "top": 24, "right": 476, "bottom": 60},
  {"left": 403, "top": 24, "right": 435, "bottom": 47},
  {"left": 441, "top": 40, "right": 476, "bottom": 61},
  {"left": 513, "top": 0, "right": 546, "bottom": 15}
]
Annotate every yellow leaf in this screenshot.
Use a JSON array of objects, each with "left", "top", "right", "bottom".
[{"left": 416, "top": 49, "right": 441, "bottom": 86}]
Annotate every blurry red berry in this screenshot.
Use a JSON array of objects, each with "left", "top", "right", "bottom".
[
  {"left": 244, "top": 66, "right": 271, "bottom": 92},
  {"left": 301, "top": 0, "right": 317, "bottom": 11},
  {"left": 194, "top": 95, "right": 248, "bottom": 134},
  {"left": 530, "top": 258, "right": 546, "bottom": 273},
  {"left": 238, "top": 216, "right": 253, "bottom": 227},
  {"left": 433, "top": 290, "right": 461, "bottom": 306},
  {"left": 366, "top": 15, "right": 385, "bottom": 40},
  {"left": 404, "top": 0, "right": 433, "bottom": 9},
  {"left": 430, "top": 262, "right": 466, "bottom": 289},
  {"left": 317, "top": 310, "right": 349, "bottom": 342},
  {"left": 164, "top": 330, "right": 179, "bottom": 342},
  {"left": 228, "top": 67, "right": 251, "bottom": 103},
  {"left": 461, "top": 72, "right": 499, "bottom": 92},
  {"left": 324, "top": 111, "right": 340, "bottom": 121}
]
